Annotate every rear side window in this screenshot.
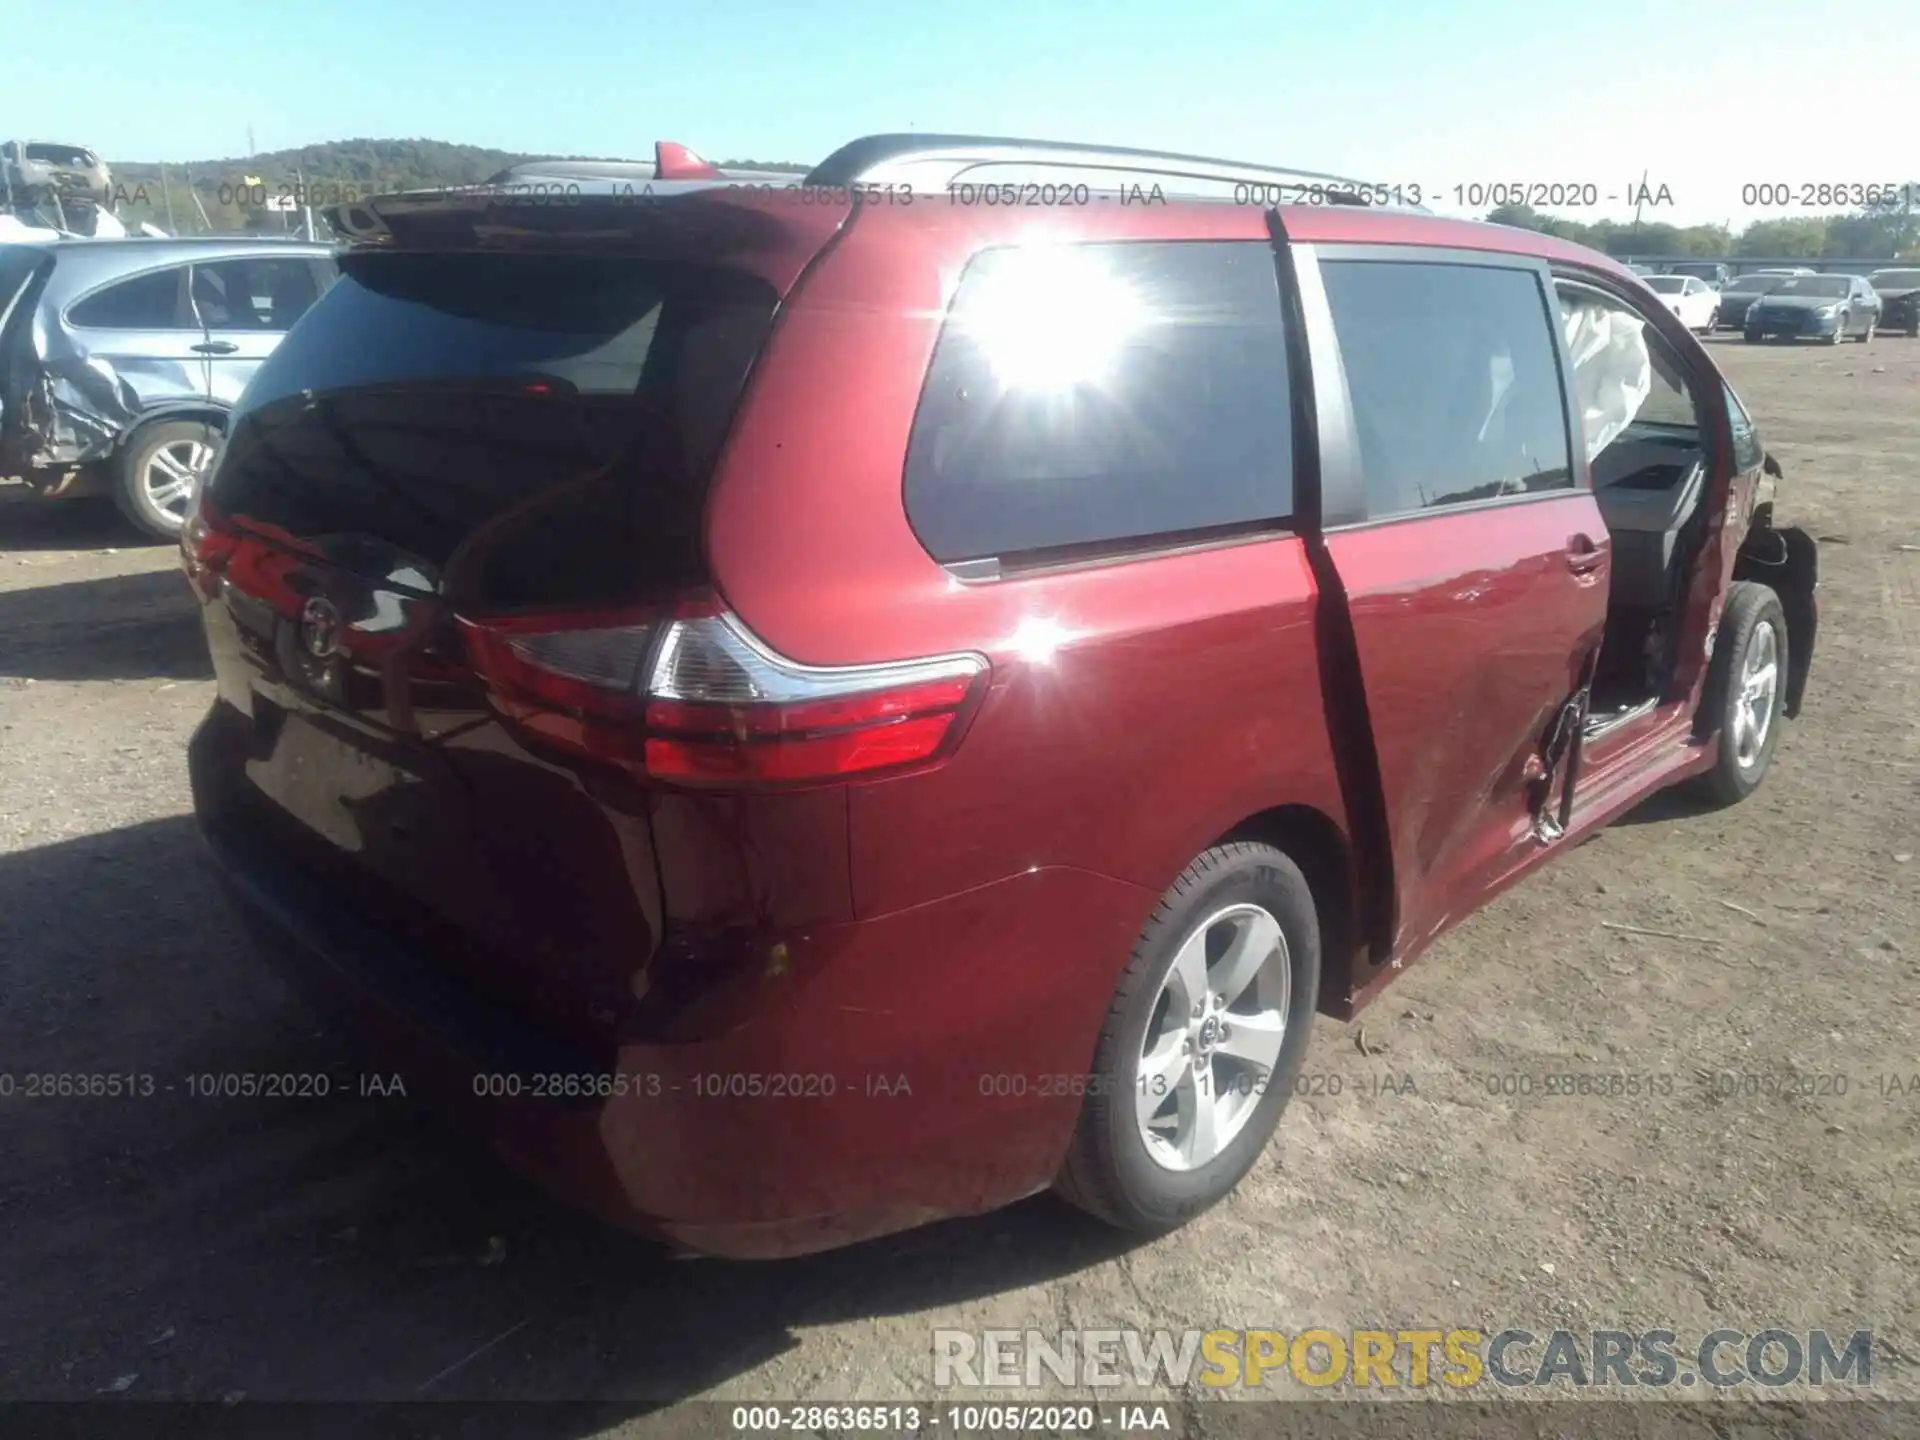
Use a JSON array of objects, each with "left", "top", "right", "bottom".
[
  {"left": 905, "top": 241, "right": 1294, "bottom": 564},
  {"left": 210, "top": 252, "right": 779, "bottom": 608},
  {"left": 68, "top": 265, "right": 194, "bottom": 329},
  {"left": 191, "top": 256, "right": 321, "bottom": 331},
  {"left": 1321, "top": 259, "right": 1572, "bottom": 518}
]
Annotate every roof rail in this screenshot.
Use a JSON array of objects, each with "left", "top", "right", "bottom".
[{"left": 805, "top": 133, "right": 1417, "bottom": 208}]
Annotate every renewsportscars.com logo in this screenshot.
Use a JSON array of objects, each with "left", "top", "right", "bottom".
[{"left": 932, "top": 1328, "right": 1875, "bottom": 1391}]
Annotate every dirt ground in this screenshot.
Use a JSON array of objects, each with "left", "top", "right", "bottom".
[{"left": 1, "top": 337, "right": 1916, "bottom": 1426}]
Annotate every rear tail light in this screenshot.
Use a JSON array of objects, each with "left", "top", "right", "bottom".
[
  {"left": 180, "top": 497, "right": 238, "bottom": 600},
  {"left": 460, "top": 605, "right": 988, "bottom": 788}
]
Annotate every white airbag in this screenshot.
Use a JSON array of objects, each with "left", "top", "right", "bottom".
[{"left": 1561, "top": 299, "right": 1652, "bottom": 461}]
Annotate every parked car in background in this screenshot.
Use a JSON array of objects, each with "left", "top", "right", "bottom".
[
  {"left": 183, "top": 134, "right": 1818, "bottom": 1258},
  {"left": 1743, "top": 273, "right": 1881, "bottom": 343},
  {"left": 1644, "top": 274, "right": 1717, "bottom": 332},
  {"left": 1662, "top": 261, "right": 1730, "bottom": 288},
  {"left": 1711, "top": 272, "right": 1790, "bottom": 331},
  {"left": 1867, "top": 268, "right": 1920, "bottom": 337},
  {"left": 0, "top": 237, "right": 337, "bottom": 537},
  {"left": 1, "top": 139, "right": 111, "bottom": 209}
]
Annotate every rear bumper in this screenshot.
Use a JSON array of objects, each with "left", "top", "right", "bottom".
[{"left": 190, "top": 710, "right": 1154, "bottom": 1258}]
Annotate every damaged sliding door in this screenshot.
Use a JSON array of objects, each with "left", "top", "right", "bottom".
[{"left": 1301, "top": 245, "right": 1611, "bottom": 962}]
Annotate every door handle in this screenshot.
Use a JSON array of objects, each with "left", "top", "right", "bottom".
[
  {"left": 191, "top": 341, "right": 239, "bottom": 354},
  {"left": 1565, "top": 535, "right": 1607, "bottom": 574}
]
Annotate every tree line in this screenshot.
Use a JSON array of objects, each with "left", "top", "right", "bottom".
[{"left": 1484, "top": 196, "right": 1920, "bottom": 259}]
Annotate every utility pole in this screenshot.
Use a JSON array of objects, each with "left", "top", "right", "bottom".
[{"left": 159, "top": 162, "right": 178, "bottom": 233}]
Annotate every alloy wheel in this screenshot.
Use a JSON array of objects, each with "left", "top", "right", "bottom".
[
  {"left": 1730, "top": 619, "right": 1780, "bottom": 769},
  {"left": 1135, "top": 903, "right": 1290, "bottom": 1172},
  {"left": 143, "top": 439, "right": 214, "bottom": 521}
]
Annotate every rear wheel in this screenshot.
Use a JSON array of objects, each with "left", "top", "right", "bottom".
[
  {"left": 1690, "top": 582, "right": 1788, "bottom": 807},
  {"left": 1859, "top": 318, "right": 1875, "bottom": 343},
  {"left": 114, "top": 419, "right": 219, "bottom": 540},
  {"left": 1744, "top": 328, "right": 1761, "bottom": 343},
  {"left": 1056, "top": 842, "right": 1319, "bottom": 1232}
]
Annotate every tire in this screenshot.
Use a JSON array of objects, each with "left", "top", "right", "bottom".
[
  {"left": 1907, "top": 318, "right": 1919, "bottom": 338},
  {"left": 1056, "top": 841, "right": 1320, "bottom": 1232},
  {"left": 1859, "top": 319, "right": 1875, "bottom": 343},
  {"left": 113, "top": 418, "right": 220, "bottom": 540},
  {"left": 1743, "top": 328, "right": 1761, "bottom": 343},
  {"left": 1689, "top": 582, "right": 1789, "bottom": 807},
  {"left": 1828, "top": 312, "right": 1848, "bottom": 345}
]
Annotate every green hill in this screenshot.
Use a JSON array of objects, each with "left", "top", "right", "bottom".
[{"left": 100, "top": 138, "right": 813, "bottom": 233}]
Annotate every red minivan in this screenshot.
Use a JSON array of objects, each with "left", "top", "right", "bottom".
[{"left": 184, "top": 135, "right": 1818, "bottom": 1258}]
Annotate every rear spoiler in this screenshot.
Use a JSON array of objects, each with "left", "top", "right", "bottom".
[
  {"left": 653, "top": 141, "right": 719, "bottom": 180},
  {"left": 331, "top": 140, "right": 743, "bottom": 242},
  {"left": 464, "top": 141, "right": 734, "bottom": 189}
]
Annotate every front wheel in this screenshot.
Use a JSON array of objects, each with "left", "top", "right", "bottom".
[
  {"left": 1859, "top": 319, "right": 1875, "bottom": 343},
  {"left": 1056, "top": 842, "right": 1320, "bottom": 1232},
  {"left": 1690, "top": 582, "right": 1788, "bottom": 807},
  {"left": 1829, "top": 313, "right": 1849, "bottom": 345},
  {"left": 114, "top": 419, "right": 220, "bottom": 540},
  {"left": 1744, "top": 328, "right": 1761, "bottom": 343}
]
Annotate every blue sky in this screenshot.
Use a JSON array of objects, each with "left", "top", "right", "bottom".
[{"left": 9, "top": 0, "right": 1911, "bottom": 226}]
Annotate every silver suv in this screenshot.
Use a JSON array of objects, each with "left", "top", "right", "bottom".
[{"left": 0, "top": 236, "right": 336, "bottom": 537}]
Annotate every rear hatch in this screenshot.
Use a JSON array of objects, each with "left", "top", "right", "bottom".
[{"left": 188, "top": 190, "right": 852, "bottom": 1057}]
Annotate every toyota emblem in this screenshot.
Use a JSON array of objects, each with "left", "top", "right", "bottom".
[{"left": 299, "top": 596, "right": 342, "bottom": 660}]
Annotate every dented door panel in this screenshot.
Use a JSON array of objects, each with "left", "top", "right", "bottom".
[{"left": 1324, "top": 500, "right": 1609, "bottom": 959}]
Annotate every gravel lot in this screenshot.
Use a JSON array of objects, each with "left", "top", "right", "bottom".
[{"left": 1, "top": 338, "right": 1916, "bottom": 1424}]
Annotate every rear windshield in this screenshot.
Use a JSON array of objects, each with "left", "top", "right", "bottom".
[
  {"left": 1871, "top": 270, "right": 1920, "bottom": 288},
  {"left": 210, "top": 252, "right": 779, "bottom": 608},
  {"left": 1646, "top": 277, "right": 1685, "bottom": 293},
  {"left": 1726, "top": 275, "right": 1786, "bottom": 293}
]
